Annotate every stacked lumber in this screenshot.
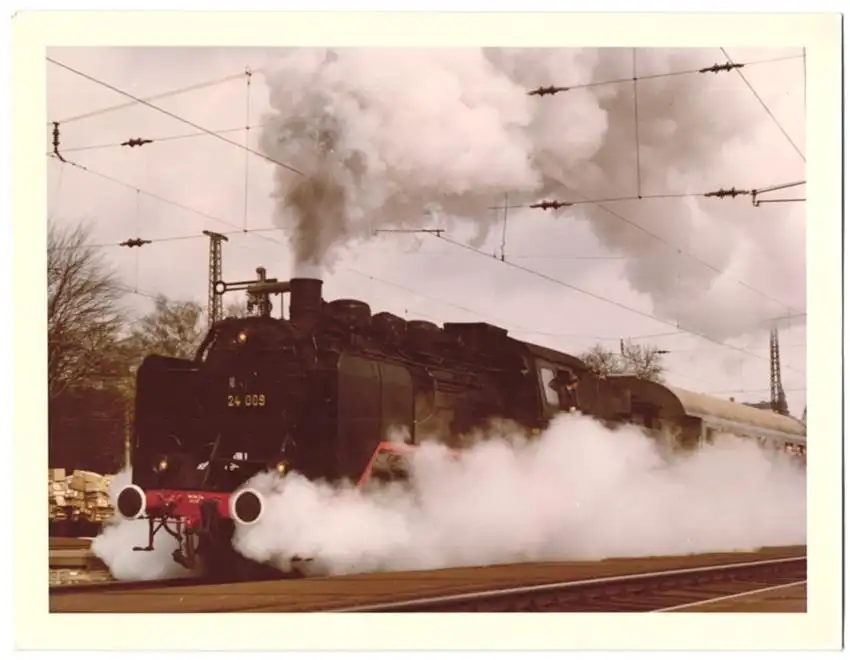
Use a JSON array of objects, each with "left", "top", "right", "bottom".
[{"left": 48, "top": 468, "right": 115, "bottom": 523}]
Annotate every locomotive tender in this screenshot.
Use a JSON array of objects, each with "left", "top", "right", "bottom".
[{"left": 113, "top": 268, "right": 806, "bottom": 577}]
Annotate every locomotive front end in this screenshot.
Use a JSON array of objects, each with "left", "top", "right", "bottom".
[{"left": 121, "top": 278, "right": 323, "bottom": 577}]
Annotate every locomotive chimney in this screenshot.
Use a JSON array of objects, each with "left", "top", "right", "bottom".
[{"left": 289, "top": 278, "right": 323, "bottom": 328}]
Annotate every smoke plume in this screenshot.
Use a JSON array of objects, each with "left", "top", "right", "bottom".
[
  {"left": 259, "top": 47, "right": 804, "bottom": 339},
  {"left": 232, "top": 413, "right": 806, "bottom": 577}
]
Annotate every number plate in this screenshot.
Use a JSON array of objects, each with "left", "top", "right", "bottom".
[{"left": 227, "top": 393, "right": 266, "bottom": 408}]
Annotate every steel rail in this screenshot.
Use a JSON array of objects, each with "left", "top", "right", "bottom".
[
  {"left": 652, "top": 578, "right": 807, "bottom": 612},
  {"left": 325, "top": 556, "right": 806, "bottom": 613}
]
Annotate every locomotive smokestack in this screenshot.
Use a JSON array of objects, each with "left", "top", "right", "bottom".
[{"left": 289, "top": 278, "right": 323, "bottom": 328}]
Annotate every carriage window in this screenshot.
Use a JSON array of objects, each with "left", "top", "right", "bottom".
[{"left": 539, "top": 367, "right": 560, "bottom": 406}]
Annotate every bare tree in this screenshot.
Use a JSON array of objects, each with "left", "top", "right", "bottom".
[
  {"left": 579, "top": 341, "right": 666, "bottom": 383},
  {"left": 620, "top": 341, "right": 666, "bottom": 383},
  {"left": 126, "top": 295, "right": 206, "bottom": 360},
  {"left": 47, "top": 220, "right": 123, "bottom": 399},
  {"left": 579, "top": 343, "right": 624, "bottom": 378}
]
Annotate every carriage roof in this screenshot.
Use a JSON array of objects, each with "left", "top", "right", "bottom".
[{"left": 607, "top": 375, "right": 806, "bottom": 444}]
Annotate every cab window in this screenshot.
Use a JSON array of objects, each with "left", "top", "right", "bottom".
[{"left": 539, "top": 366, "right": 560, "bottom": 406}]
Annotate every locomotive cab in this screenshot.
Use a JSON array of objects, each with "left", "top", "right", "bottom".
[{"left": 523, "top": 343, "right": 593, "bottom": 428}]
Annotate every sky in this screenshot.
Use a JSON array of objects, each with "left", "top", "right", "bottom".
[{"left": 45, "top": 46, "right": 807, "bottom": 417}]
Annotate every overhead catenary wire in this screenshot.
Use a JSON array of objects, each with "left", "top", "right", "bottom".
[
  {"left": 402, "top": 251, "right": 627, "bottom": 260},
  {"left": 47, "top": 125, "right": 262, "bottom": 155},
  {"left": 48, "top": 154, "right": 244, "bottom": 233},
  {"left": 625, "top": 316, "right": 806, "bottom": 343},
  {"left": 522, "top": 49, "right": 804, "bottom": 316},
  {"left": 719, "top": 47, "right": 805, "bottom": 163},
  {"left": 46, "top": 57, "right": 306, "bottom": 178},
  {"left": 54, "top": 51, "right": 801, "bottom": 130},
  {"left": 525, "top": 52, "right": 803, "bottom": 98},
  {"left": 488, "top": 181, "right": 805, "bottom": 211},
  {"left": 80, "top": 226, "right": 290, "bottom": 250},
  {"left": 533, "top": 186, "right": 801, "bottom": 312},
  {"left": 525, "top": 183, "right": 802, "bottom": 316},
  {"left": 48, "top": 152, "right": 609, "bottom": 341},
  {"left": 589, "top": 195, "right": 801, "bottom": 314},
  {"left": 430, "top": 232, "right": 804, "bottom": 376},
  {"left": 49, "top": 68, "right": 262, "bottom": 125},
  {"left": 48, "top": 52, "right": 804, "bottom": 157}
]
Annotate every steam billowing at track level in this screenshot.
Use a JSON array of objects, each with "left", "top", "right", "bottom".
[
  {"left": 91, "top": 469, "right": 199, "bottom": 581},
  {"left": 260, "top": 47, "right": 805, "bottom": 340},
  {"left": 92, "top": 413, "right": 806, "bottom": 581}
]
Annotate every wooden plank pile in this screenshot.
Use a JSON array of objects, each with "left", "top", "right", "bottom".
[{"left": 48, "top": 468, "right": 115, "bottom": 523}]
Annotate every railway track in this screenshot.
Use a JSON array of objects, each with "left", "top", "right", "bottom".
[
  {"left": 49, "top": 545, "right": 805, "bottom": 613},
  {"left": 331, "top": 555, "right": 806, "bottom": 612}
]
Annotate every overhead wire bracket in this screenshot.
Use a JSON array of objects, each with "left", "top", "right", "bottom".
[{"left": 750, "top": 180, "right": 806, "bottom": 207}]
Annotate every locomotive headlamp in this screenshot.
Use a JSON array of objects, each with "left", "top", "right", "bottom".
[
  {"left": 274, "top": 460, "right": 287, "bottom": 475},
  {"left": 229, "top": 488, "right": 264, "bottom": 526},
  {"left": 236, "top": 330, "right": 248, "bottom": 344},
  {"left": 153, "top": 456, "right": 169, "bottom": 473},
  {"left": 116, "top": 484, "right": 146, "bottom": 520}
]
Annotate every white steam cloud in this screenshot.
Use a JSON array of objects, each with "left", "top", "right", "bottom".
[
  {"left": 89, "top": 414, "right": 805, "bottom": 581},
  {"left": 232, "top": 413, "right": 806, "bottom": 577},
  {"left": 259, "top": 47, "right": 805, "bottom": 340},
  {"left": 90, "top": 468, "right": 197, "bottom": 581}
]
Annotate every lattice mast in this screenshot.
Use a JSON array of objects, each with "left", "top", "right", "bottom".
[
  {"left": 203, "top": 230, "right": 229, "bottom": 326},
  {"left": 769, "top": 327, "right": 789, "bottom": 416}
]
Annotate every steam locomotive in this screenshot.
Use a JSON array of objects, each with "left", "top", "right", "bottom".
[{"left": 113, "top": 267, "right": 807, "bottom": 579}]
